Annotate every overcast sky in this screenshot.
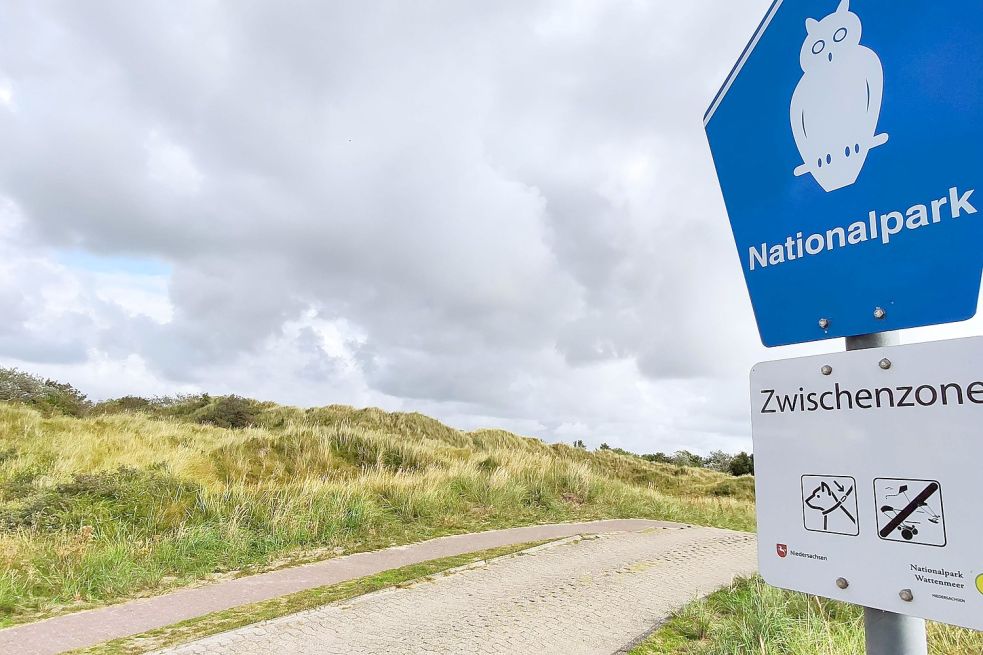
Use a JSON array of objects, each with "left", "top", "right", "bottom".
[{"left": 1, "top": 0, "right": 979, "bottom": 455}]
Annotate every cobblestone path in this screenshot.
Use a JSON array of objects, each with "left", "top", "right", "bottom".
[
  {"left": 153, "top": 526, "right": 756, "bottom": 655},
  {"left": 3, "top": 520, "right": 676, "bottom": 655}
]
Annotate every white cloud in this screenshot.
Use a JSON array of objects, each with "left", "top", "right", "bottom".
[
  {"left": 0, "top": 0, "right": 977, "bottom": 457},
  {"left": 92, "top": 270, "right": 173, "bottom": 323},
  {"left": 146, "top": 129, "right": 203, "bottom": 196}
]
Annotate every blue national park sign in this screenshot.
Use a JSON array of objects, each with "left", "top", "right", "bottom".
[{"left": 705, "top": 0, "right": 983, "bottom": 347}]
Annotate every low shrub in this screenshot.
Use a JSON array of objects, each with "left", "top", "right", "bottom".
[
  {"left": 192, "top": 396, "right": 261, "bottom": 429},
  {"left": 92, "top": 396, "right": 154, "bottom": 414},
  {"left": 0, "top": 368, "right": 90, "bottom": 417}
]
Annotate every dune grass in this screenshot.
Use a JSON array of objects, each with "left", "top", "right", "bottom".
[
  {"left": 0, "top": 402, "right": 754, "bottom": 627},
  {"left": 630, "top": 576, "right": 983, "bottom": 655}
]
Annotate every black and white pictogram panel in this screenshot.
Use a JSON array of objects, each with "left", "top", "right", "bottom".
[
  {"left": 801, "top": 475, "right": 859, "bottom": 536},
  {"left": 874, "top": 478, "right": 946, "bottom": 547}
]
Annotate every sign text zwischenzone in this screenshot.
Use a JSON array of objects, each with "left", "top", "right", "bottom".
[{"left": 760, "top": 380, "right": 983, "bottom": 414}]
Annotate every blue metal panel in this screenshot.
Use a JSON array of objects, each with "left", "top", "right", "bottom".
[{"left": 706, "top": 0, "right": 983, "bottom": 347}]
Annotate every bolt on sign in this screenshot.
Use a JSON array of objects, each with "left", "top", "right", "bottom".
[
  {"left": 751, "top": 337, "right": 983, "bottom": 631},
  {"left": 704, "top": 1, "right": 983, "bottom": 347}
]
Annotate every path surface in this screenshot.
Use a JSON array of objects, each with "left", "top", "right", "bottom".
[
  {"left": 2, "top": 519, "right": 691, "bottom": 655},
  {"left": 153, "top": 526, "right": 757, "bottom": 655}
]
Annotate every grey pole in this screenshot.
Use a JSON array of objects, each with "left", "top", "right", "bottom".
[
  {"left": 845, "top": 330, "right": 928, "bottom": 655},
  {"left": 844, "top": 332, "right": 899, "bottom": 351}
]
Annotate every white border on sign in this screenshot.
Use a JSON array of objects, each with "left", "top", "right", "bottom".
[{"left": 704, "top": 0, "right": 785, "bottom": 126}]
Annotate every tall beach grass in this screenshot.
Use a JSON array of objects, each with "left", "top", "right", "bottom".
[{"left": 0, "top": 402, "right": 753, "bottom": 626}]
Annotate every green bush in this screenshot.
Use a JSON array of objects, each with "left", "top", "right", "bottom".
[
  {"left": 94, "top": 394, "right": 277, "bottom": 429},
  {"left": 0, "top": 368, "right": 90, "bottom": 417},
  {"left": 672, "top": 450, "right": 706, "bottom": 468},
  {"left": 92, "top": 396, "right": 154, "bottom": 414},
  {"left": 192, "top": 395, "right": 261, "bottom": 429},
  {"left": 728, "top": 452, "right": 754, "bottom": 477}
]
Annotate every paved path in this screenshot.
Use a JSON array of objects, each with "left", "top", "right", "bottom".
[
  {"left": 1, "top": 520, "right": 692, "bottom": 655},
  {"left": 152, "top": 526, "right": 757, "bottom": 655}
]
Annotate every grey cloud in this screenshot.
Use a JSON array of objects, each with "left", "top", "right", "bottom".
[
  {"left": 0, "top": 0, "right": 787, "bottom": 453},
  {"left": 0, "top": 260, "right": 93, "bottom": 365}
]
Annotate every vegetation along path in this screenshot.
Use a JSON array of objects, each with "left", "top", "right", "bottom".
[
  {"left": 152, "top": 524, "right": 754, "bottom": 655},
  {"left": 2, "top": 521, "right": 754, "bottom": 655},
  {"left": 3, "top": 520, "right": 661, "bottom": 654}
]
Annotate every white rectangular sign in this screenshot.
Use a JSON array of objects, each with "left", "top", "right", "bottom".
[{"left": 752, "top": 336, "right": 983, "bottom": 630}]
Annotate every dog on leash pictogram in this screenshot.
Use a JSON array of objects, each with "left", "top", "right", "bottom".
[{"left": 801, "top": 475, "right": 859, "bottom": 536}]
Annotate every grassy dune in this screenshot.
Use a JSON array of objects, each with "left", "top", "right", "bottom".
[{"left": 0, "top": 402, "right": 753, "bottom": 626}]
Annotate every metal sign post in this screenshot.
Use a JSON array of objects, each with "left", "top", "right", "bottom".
[
  {"left": 845, "top": 331, "right": 927, "bottom": 655},
  {"left": 864, "top": 607, "right": 927, "bottom": 655}
]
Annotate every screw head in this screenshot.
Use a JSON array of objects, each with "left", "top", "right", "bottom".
[
  {"left": 818, "top": 318, "right": 830, "bottom": 330},
  {"left": 874, "top": 307, "right": 887, "bottom": 320},
  {"left": 899, "top": 589, "right": 914, "bottom": 602},
  {"left": 879, "top": 358, "right": 892, "bottom": 370},
  {"left": 821, "top": 365, "right": 833, "bottom": 376},
  {"left": 836, "top": 577, "right": 849, "bottom": 590}
]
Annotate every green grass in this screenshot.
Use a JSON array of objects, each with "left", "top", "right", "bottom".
[
  {"left": 65, "top": 541, "right": 549, "bottom": 655},
  {"left": 0, "top": 402, "right": 754, "bottom": 627},
  {"left": 630, "top": 576, "right": 983, "bottom": 655}
]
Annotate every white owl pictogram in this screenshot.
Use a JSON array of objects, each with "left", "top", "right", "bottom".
[{"left": 790, "top": 0, "right": 888, "bottom": 193}]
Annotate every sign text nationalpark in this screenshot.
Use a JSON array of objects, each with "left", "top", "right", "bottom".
[
  {"left": 748, "top": 186, "right": 977, "bottom": 271},
  {"left": 705, "top": 2, "right": 983, "bottom": 345}
]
